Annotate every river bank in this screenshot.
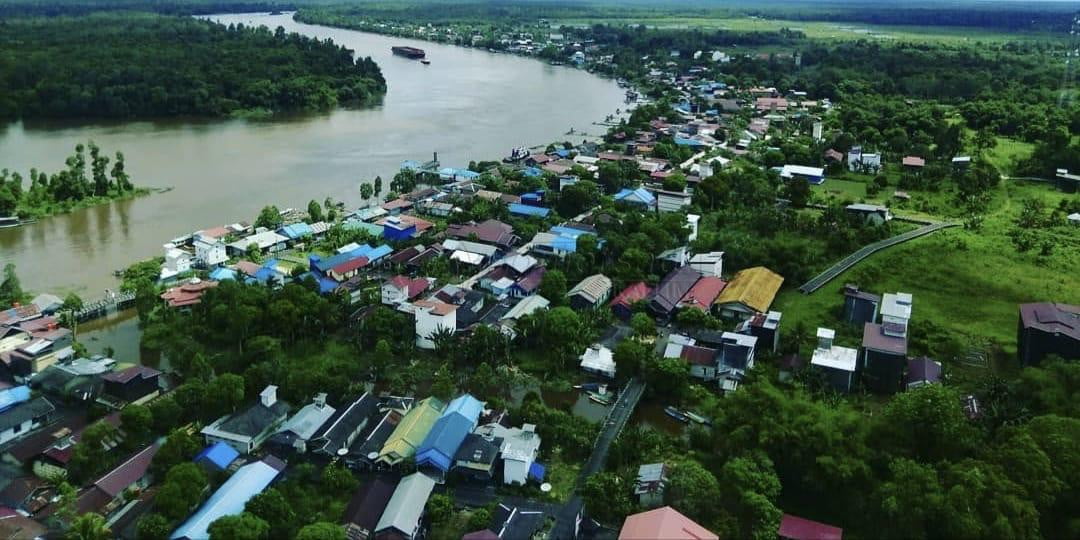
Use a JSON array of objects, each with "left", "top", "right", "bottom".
[{"left": 0, "top": 12, "right": 626, "bottom": 296}]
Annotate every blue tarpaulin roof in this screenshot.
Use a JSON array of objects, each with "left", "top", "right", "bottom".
[
  {"left": 171, "top": 459, "right": 283, "bottom": 540},
  {"left": 194, "top": 442, "right": 239, "bottom": 471},
  {"left": 529, "top": 462, "right": 546, "bottom": 481},
  {"left": 0, "top": 386, "right": 30, "bottom": 413},
  {"left": 522, "top": 167, "right": 543, "bottom": 178},
  {"left": 509, "top": 204, "right": 551, "bottom": 218},
  {"left": 415, "top": 394, "right": 483, "bottom": 473}
]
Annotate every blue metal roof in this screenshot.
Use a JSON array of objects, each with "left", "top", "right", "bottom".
[
  {"left": 170, "top": 459, "right": 282, "bottom": 540},
  {"left": 194, "top": 442, "right": 238, "bottom": 471},
  {"left": 278, "top": 223, "right": 313, "bottom": 240},
  {"left": 415, "top": 394, "right": 482, "bottom": 473},
  {"left": 614, "top": 188, "right": 656, "bottom": 205},
  {"left": 208, "top": 267, "right": 237, "bottom": 281},
  {"left": 555, "top": 149, "right": 571, "bottom": 158},
  {"left": 509, "top": 204, "right": 551, "bottom": 218},
  {"left": 674, "top": 137, "right": 707, "bottom": 148}
]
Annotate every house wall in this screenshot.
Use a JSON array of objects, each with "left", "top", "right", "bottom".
[
  {"left": 1018, "top": 325, "right": 1080, "bottom": 366},
  {"left": 203, "top": 432, "right": 255, "bottom": 455},
  {"left": 862, "top": 349, "right": 905, "bottom": 394},
  {"left": 381, "top": 285, "right": 407, "bottom": 306},
  {"left": 104, "top": 377, "right": 160, "bottom": 403},
  {"left": 569, "top": 294, "right": 598, "bottom": 311},
  {"left": 0, "top": 418, "right": 38, "bottom": 445},
  {"left": 817, "top": 365, "right": 853, "bottom": 393},
  {"left": 843, "top": 297, "right": 878, "bottom": 325},
  {"left": 416, "top": 310, "right": 456, "bottom": 350},
  {"left": 714, "top": 302, "right": 754, "bottom": 321},
  {"left": 196, "top": 242, "right": 227, "bottom": 266},
  {"left": 690, "top": 364, "right": 717, "bottom": 381}
]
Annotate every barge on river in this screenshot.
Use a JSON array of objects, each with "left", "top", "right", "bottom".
[{"left": 391, "top": 46, "right": 426, "bottom": 59}]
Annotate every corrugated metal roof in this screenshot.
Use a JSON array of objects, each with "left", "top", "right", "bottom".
[
  {"left": 169, "top": 459, "right": 283, "bottom": 540},
  {"left": 714, "top": 267, "right": 783, "bottom": 314},
  {"left": 375, "top": 473, "right": 436, "bottom": 537}
]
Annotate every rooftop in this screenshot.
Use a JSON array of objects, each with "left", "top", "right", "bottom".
[
  {"left": 619, "top": 506, "right": 718, "bottom": 540},
  {"left": 1019, "top": 303, "right": 1080, "bottom": 340},
  {"left": 863, "top": 323, "right": 908, "bottom": 355},
  {"left": 810, "top": 343, "right": 858, "bottom": 373},
  {"left": 714, "top": 266, "right": 784, "bottom": 313}
]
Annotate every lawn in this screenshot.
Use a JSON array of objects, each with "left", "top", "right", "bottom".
[
  {"left": 553, "top": 16, "right": 1065, "bottom": 45},
  {"left": 811, "top": 177, "right": 867, "bottom": 202},
  {"left": 986, "top": 137, "right": 1035, "bottom": 176},
  {"left": 775, "top": 180, "right": 1080, "bottom": 377},
  {"left": 540, "top": 452, "right": 581, "bottom": 502}
]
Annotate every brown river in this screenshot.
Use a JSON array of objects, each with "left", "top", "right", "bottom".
[{"left": 0, "top": 12, "right": 625, "bottom": 296}]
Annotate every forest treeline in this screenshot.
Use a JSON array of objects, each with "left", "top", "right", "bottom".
[{"left": 0, "top": 14, "right": 386, "bottom": 120}]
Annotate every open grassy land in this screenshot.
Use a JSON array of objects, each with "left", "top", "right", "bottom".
[
  {"left": 553, "top": 16, "right": 1067, "bottom": 45},
  {"left": 987, "top": 137, "right": 1037, "bottom": 176},
  {"left": 776, "top": 180, "right": 1080, "bottom": 379}
]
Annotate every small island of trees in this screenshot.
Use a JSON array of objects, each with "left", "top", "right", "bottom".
[{"left": 0, "top": 141, "right": 141, "bottom": 219}]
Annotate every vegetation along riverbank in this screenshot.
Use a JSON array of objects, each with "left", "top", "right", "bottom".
[
  {"left": 0, "top": 12, "right": 386, "bottom": 121},
  {"left": 0, "top": 141, "right": 146, "bottom": 220}
]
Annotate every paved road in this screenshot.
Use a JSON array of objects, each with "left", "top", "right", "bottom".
[
  {"left": 548, "top": 378, "right": 646, "bottom": 539},
  {"left": 797, "top": 221, "right": 958, "bottom": 294}
]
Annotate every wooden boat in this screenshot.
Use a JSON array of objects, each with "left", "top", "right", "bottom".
[
  {"left": 588, "top": 392, "right": 612, "bottom": 405},
  {"left": 664, "top": 406, "right": 690, "bottom": 423},
  {"left": 684, "top": 410, "right": 711, "bottom": 425}
]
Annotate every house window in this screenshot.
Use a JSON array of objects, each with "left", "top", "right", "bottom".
[{"left": 12, "top": 423, "right": 22, "bottom": 434}]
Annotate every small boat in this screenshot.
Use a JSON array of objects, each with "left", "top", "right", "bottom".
[
  {"left": 420, "top": 59, "right": 431, "bottom": 65},
  {"left": 588, "top": 392, "right": 612, "bottom": 405},
  {"left": 0, "top": 216, "right": 19, "bottom": 228},
  {"left": 684, "top": 411, "right": 711, "bottom": 425},
  {"left": 576, "top": 382, "right": 602, "bottom": 392},
  {"left": 664, "top": 406, "right": 690, "bottom": 423},
  {"left": 502, "top": 145, "right": 529, "bottom": 163}
]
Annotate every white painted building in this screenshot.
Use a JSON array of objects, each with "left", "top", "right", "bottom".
[
  {"left": 193, "top": 236, "right": 228, "bottom": 267},
  {"left": 688, "top": 251, "right": 723, "bottom": 277},
  {"left": 161, "top": 244, "right": 192, "bottom": 281},
  {"left": 810, "top": 328, "right": 858, "bottom": 393},
  {"left": 579, "top": 344, "right": 616, "bottom": 378},
  {"left": 414, "top": 300, "right": 458, "bottom": 350}
]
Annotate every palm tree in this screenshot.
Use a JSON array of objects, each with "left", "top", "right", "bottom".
[{"left": 67, "top": 513, "right": 111, "bottom": 540}]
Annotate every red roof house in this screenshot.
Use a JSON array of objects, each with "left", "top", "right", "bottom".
[
  {"left": 618, "top": 506, "right": 718, "bottom": 540},
  {"left": 678, "top": 276, "right": 727, "bottom": 311},
  {"left": 160, "top": 280, "right": 218, "bottom": 308},
  {"left": 778, "top": 514, "right": 843, "bottom": 540},
  {"left": 610, "top": 282, "right": 654, "bottom": 321}
]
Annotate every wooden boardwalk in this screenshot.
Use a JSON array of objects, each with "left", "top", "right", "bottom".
[
  {"left": 797, "top": 222, "right": 959, "bottom": 294},
  {"left": 75, "top": 291, "right": 136, "bottom": 321}
]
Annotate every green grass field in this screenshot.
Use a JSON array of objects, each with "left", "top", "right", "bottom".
[
  {"left": 775, "top": 180, "right": 1080, "bottom": 377},
  {"left": 811, "top": 177, "right": 867, "bottom": 202},
  {"left": 986, "top": 137, "right": 1036, "bottom": 176},
  {"left": 555, "top": 16, "right": 1066, "bottom": 45}
]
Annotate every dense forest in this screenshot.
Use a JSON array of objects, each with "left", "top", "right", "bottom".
[{"left": 0, "top": 14, "right": 386, "bottom": 120}]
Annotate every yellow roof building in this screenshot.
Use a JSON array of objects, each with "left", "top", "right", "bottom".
[
  {"left": 377, "top": 397, "right": 446, "bottom": 465},
  {"left": 713, "top": 266, "right": 784, "bottom": 317}
]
